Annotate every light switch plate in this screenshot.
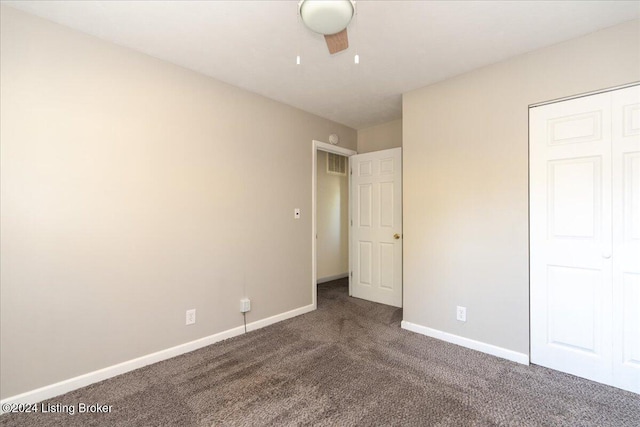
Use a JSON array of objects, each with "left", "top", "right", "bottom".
[
  {"left": 456, "top": 306, "right": 467, "bottom": 322},
  {"left": 294, "top": 208, "right": 301, "bottom": 219}
]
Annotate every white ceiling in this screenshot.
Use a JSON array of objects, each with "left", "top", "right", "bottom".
[{"left": 4, "top": 1, "right": 639, "bottom": 129}]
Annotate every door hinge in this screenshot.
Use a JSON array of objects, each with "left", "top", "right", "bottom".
[
  {"left": 351, "top": 219, "right": 353, "bottom": 226},
  {"left": 350, "top": 271, "right": 353, "bottom": 278},
  {"left": 350, "top": 168, "right": 352, "bottom": 175}
]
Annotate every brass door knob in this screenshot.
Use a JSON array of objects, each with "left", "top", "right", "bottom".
[{"left": 394, "top": 233, "right": 401, "bottom": 240}]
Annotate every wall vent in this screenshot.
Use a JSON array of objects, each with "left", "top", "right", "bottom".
[{"left": 327, "top": 153, "right": 347, "bottom": 175}]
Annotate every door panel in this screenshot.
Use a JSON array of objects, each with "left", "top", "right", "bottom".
[
  {"left": 624, "top": 153, "right": 640, "bottom": 239},
  {"left": 530, "top": 91, "right": 613, "bottom": 386},
  {"left": 547, "top": 265, "right": 600, "bottom": 353},
  {"left": 351, "top": 148, "right": 402, "bottom": 307},
  {"left": 358, "top": 241, "right": 372, "bottom": 285},
  {"left": 379, "top": 243, "right": 395, "bottom": 290},
  {"left": 612, "top": 86, "right": 640, "bottom": 393},
  {"left": 380, "top": 182, "right": 394, "bottom": 227},
  {"left": 622, "top": 273, "right": 640, "bottom": 365},
  {"left": 358, "top": 184, "right": 372, "bottom": 227},
  {"left": 548, "top": 157, "right": 601, "bottom": 239},
  {"left": 547, "top": 111, "right": 602, "bottom": 145}
]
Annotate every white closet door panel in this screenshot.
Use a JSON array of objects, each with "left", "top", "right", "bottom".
[
  {"left": 546, "top": 265, "right": 601, "bottom": 352},
  {"left": 612, "top": 85, "right": 640, "bottom": 393},
  {"left": 530, "top": 91, "right": 613, "bottom": 386},
  {"left": 548, "top": 157, "right": 602, "bottom": 239}
]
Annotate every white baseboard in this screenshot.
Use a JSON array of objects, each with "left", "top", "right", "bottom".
[
  {"left": 245, "top": 304, "right": 315, "bottom": 332},
  {"left": 316, "top": 273, "right": 349, "bottom": 284},
  {"left": 0, "top": 303, "right": 315, "bottom": 412},
  {"left": 401, "top": 321, "right": 529, "bottom": 365}
]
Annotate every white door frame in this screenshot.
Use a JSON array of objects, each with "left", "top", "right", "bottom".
[{"left": 312, "top": 140, "right": 357, "bottom": 309}]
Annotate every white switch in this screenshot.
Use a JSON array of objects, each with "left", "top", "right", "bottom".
[
  {"left": 294, "top": 208, "right": 301, "bottom": 219},
  {"left": 456, "top": 306, "right": 467, "bottom": 322}
]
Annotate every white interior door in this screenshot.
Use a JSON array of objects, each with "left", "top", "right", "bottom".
[
  {"left": 351, "top": 147, "right": 402, "bottom": 307},
  {"left": 611, "top": 86, "right": 640, "bottom": 393},
  {"left": 530, "top": 84, "right": 640, "bottom": 394},
  {"left": 530, "top": 91, "right": 613, "bottom": 385}
]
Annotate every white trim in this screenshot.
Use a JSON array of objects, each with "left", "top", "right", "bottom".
[
  {"left": 317, "top": 272, "right": 349, "bottom": 284},
  {"left": 245, "top": 303, "right": 314, "bottom": 332},
  {"left": 314, "top": 140, "right": 356, "bottom": 157},
  {"left": 0, "top": 303, "right": 315, "bottom": 412},
  {"left": 312, "top": 140, "right": 357, "bottom": 308},
  {"left": 529, "top": 81, "right": 639, "bottom": 108},
  {"left": 401, "top": 321, "right": 530, "bottom": 365}
]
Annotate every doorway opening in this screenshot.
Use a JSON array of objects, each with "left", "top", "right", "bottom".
[{"left": 311, "top": 140, "right": 356, "bottom": 308}]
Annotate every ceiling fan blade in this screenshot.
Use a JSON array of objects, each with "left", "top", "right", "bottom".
[{"left": 324, "top": 29, "right": 349, "bottom": 54}]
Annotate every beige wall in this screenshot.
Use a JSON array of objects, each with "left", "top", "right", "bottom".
[
  {"left": 0, "top": 6, "right": 356, "bottom": 399},
  {"left": 403, "top": 20, "right": 640, "bottom": 356},
  {"left": 357, "top": 119, "right": 402, "bottom": 153},
  {"left": 316, "top": 151, "right": 349, "bottom": 280}
]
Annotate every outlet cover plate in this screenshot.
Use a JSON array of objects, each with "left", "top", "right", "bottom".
[
  {"left": 186, "top": 309, "right": 196, "bottom": 325},
  {"left": 456, "top": 306, "right": 466, "bottom": 322}
]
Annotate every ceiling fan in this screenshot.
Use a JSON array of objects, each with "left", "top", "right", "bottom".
[{"left": 299, "top": 0, "right": 355, "bottom": 54}]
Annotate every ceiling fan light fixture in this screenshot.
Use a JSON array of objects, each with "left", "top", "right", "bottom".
[{"left": 299, "top": 0, "right": 354, "bottom": 35}]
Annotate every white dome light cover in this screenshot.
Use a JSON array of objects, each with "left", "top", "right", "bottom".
[{"left": 300, "top": 0, "right": 354, "bottom": 35}]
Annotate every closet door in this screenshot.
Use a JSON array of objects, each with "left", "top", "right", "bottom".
[
  {"left": 531, "top": 85, "right": 640, "bottom": 394},
  {"left": 612, "top": 86, "right": 640, "bottom": 393},
  {"left": 530, "top": 92, "right": 613, "bottom": 386}
]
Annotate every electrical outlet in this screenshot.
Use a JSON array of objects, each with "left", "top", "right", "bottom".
[
  {"left": 240, "top": 298, "right": 251, "bottom": 313},
  {"left": 456, "top": 306, "right": 467, "bottom": 322},
  {"left": 186, "top": 309, "right": 196, "bottom": 325}
]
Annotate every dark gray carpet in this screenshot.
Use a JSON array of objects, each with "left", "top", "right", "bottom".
[{"left": 2, "top": 278, "right": 639, "bottom": 426}]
